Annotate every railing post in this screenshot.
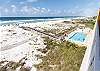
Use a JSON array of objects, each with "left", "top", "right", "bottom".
[{"left": 97, "top": 9, "right": 100, "bottom": 36}]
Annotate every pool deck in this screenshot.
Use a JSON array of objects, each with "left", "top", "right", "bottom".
[{"left": 65, "top": 27, "right": 92, "bottom": 46}]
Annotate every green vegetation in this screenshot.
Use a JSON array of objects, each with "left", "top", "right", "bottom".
[
  {"left": 73, "top": 16, "right": 97, "bottom": 29},
  {"left": 44, "top": 29, "right": 61, "bottom": 35},
  {"left": 43, "top": 25, "right": 77, "bottom": 37},
  {"left": 35, "top": 37, "right": 86, "bottom": 71},
  {"left": 57, "top": 25, "right": 78, "bottom": 36},
  {"left": 84, "top": 20, "right": 95, "bottom": 29},
  {"left": 75, "top": 17, "right": 96, "bottom": 29}
]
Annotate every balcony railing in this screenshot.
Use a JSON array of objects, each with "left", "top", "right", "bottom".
[{"left": 80, "top": 10, "right": 100, "bottom": 71}]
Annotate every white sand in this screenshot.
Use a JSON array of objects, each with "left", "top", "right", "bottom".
[
  {"left": 1, "top": 19, "right": 72, "bottom": 70},
  {"left": 0, "top": 24, "right": 47, "bottom": 71},
  {"left": 0, "top": 19, "right": 86, "bottom": 71}
]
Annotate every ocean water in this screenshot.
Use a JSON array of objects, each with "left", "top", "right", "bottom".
[{"left": 0, "top": 16, "right": 80, "bottom": 25}]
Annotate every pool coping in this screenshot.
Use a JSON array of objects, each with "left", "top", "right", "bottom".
[{"left": 65, "top": 29, "right": 88, "bottom": 46}]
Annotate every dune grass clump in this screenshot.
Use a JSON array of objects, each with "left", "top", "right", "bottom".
[{"left": 35, "top": 37, "right": 86, "bottom": 71}]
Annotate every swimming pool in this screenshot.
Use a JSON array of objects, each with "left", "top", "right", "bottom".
[{"left": 69, "top": 32, "right": 86, "bottom": 42}]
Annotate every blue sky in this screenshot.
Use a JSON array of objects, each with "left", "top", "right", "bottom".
[{"left": 0, "top": 0, "right": 99, "bottom": 17}]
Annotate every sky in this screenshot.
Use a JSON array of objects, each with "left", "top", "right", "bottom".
[{"left": 0, "top": 0, "right": 99, "bottom": 17}]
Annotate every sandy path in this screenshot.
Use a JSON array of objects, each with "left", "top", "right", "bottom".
[{"left": 0, "top": 37, "right": 34, "bottom": 51}]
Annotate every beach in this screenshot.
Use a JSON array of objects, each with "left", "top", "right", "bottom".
[{"left": 0, "top": 17, "right": 94, "bottom": 71}]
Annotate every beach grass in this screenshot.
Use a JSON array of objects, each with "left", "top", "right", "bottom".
[
  {"left": 35, "top": 37, "right": 86, "bottom": 71},
  {"left": 85, "top": 20, "right": 95, "bottom": 29},
  {"left": 43, "top": 25, "right": 77, "bottom": 37}
]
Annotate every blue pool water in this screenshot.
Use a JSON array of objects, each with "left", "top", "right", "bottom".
[{"left": 69, "top": 32, "right": 86, "bottom": 42}]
